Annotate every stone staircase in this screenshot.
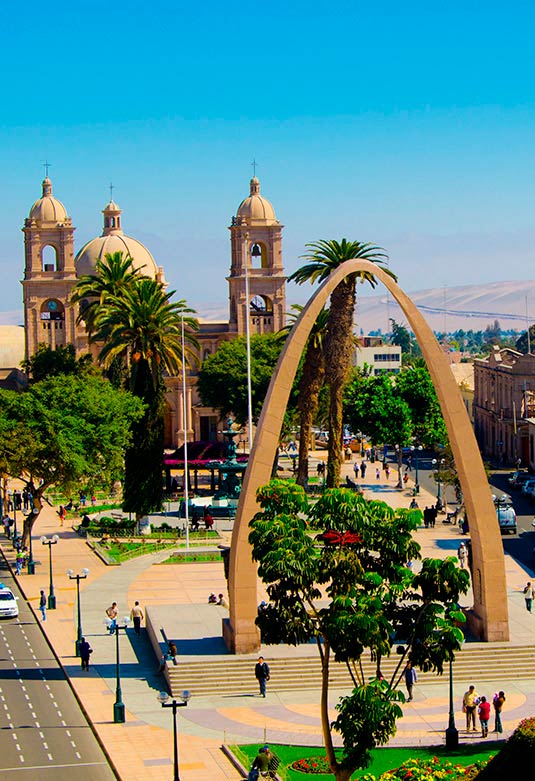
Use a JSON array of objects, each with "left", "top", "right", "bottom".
[{"left": 168, "top": 644, "right": 535, "bottom": 698}]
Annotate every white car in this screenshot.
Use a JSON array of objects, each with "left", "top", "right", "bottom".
[{"left": 0, "top": 584, "right": 19, "bottom": 618}]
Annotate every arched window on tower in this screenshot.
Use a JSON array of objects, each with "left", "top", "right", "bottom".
[
  {"left": 41, "top": 245, "right": 58, "bottom": 272},
  {"left": 250, "top": 242, "right": 267, "bottom": 269},
  {"left": 40, "top": 299, "right": 65, "bottom": 325},
  {"left": 249, "top": 295, "right": 273, "bottom": 316}
]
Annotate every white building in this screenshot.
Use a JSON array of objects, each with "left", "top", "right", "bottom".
[{"left": 353, "top": 336, "right": 402, "bottom": 375}]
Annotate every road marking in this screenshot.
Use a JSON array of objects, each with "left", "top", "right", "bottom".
[
  {"left": 70, "top": 741, "right": 76, "bottom": 748},
  {"left": 57, "top": 711, "right": 62, "bottom": 718},
  {"left": 65, "top": 730, "right": 71, "bottom": 737},
  {"left": 35, "top": 721, "right": 40, "bottom": 728},
  {"left": 0, "top": 761, "right": 108, "bottom": 772},
  {"left": 15, "top": 745, "right": 21, "bottom": 751},
  {"left": 43, "top": 742, "right": 48, "bottom": 749},
  {"left": 47, "top": 754, "right": 53, "bottom": 761}
]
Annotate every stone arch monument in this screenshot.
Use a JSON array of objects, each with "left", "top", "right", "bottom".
[{"left": 223, "top": 259, "right": 509, "bottom": 653}]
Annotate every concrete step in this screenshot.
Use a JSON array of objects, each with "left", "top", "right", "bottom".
[{"left": 167, "top": 644, "right": 535, "bottom": 697}]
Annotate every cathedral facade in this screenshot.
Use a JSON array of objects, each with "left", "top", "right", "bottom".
[{"left": 21, "top": 175, "right": 286, "bottom": 447}]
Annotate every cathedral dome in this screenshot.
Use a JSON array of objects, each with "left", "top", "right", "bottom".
[
  {"left": 236, "top": 177, "right": 278, "bottom": 225},
  {"left": 29, "top": 178, "right": 69, "bottom": 224},
  {"left": 75, "top": 200, "right": 161, "bottom": 280}
]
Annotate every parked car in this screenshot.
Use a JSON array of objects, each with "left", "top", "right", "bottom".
[
  {"left": 493, "top": 495, "right": 517, "bottom": 534},
  {"left": 508, "top": 470, "right": 528, "bottom": 485},
  {"left": 513, "top": 473, "right": 532, "bottom": 489},
  {"left": 0, "top": 584, "right": 19, "bottom": 618},
  {"left": 521, "top": 479, "right": 535, "bottom": 495}
]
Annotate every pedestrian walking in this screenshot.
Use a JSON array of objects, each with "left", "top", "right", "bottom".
[
  {"left": 523, "top": 581, "right": 534, "bottom": 612},
  {"left": 57, "top": 505, "right": 66, "bottom": 526},
  {"left": 130, "top": 601, "right": 144, "bottom": 635},
  {"left": 79, "top": 637, "right": 92, "bottom": 671},
  {"left": 458, "top": 542, "right": 468, "bottom": 569},
  {"left": 404, "top": 661, "right": 417, "bottom": 702},
  {"left": 254, "top": 656, "right": 270, "bottom": 697},
  {"left": 360, "top": 462, "right": 367, "bottom": 479},
  {"left": 385, "top": 464, "right": 390, "bottom": 479},
  {"left": 353, "top": 462, "right": 359, "bottom": 480},
  {"left": 15, "top": 549, "right": 25, "bottom": 576},
  {"left": 478, "top": 695, "right": 491, "bottom": 737},
  {"left": 39, "top": 590, "right": 47, "bottom": 621},
  {"left": 2, "top": 514, "right": 11, "bottom": 538},
  {"left": 493, "top": 691, "right": 505, "bottom": 733},
  {"left": 105, "top": 602, "right": 118, "bottom": 633},
  {"left": 462, "top": 685, "right": 479, "bottom": 731},
  {"left": 375, "top": 467, "right": 380, "bottom": 480}
]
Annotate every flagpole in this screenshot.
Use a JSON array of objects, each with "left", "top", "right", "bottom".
[
  {"left": 181, "top": 314, "right": 190, "bottom": 550},
  {"left": 244, "top": 234, "right": 254, "bottom": 451}
]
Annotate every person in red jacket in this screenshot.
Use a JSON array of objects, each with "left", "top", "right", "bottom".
[{"left": 478, "top": 695, "right": 491, "bottom": 737}]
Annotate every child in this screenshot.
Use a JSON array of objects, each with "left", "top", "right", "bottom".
[{"left": 478, "top": 695, "right": 491, "bottom": 737}]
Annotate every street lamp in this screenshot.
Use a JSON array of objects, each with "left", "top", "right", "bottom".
[
  {"left": 445, "top": 658, "right": 459, "bottom": 748},
  {"left": 12, "top": 500, "right": 18, "bottom": 549},
  {"left": 68, "top": 568, "right": 89, "bottom": 657},
  {"left": 431, "top": 458, "right": 445, "bottom": 511},
  {"left": 27, "top": 508, "right": 38, "bottom": 574},
  {"left": 410, "top": 445, "right": 423, "bottom": 494},
  {"left": 40, "top": 535, "right": 59, "bottom": 609},
  {"left": 104, "top": 616, "right": 130, "bottom": 723},
  {"left": 157, "top": 690, "right": 191, "bottom": 781}
]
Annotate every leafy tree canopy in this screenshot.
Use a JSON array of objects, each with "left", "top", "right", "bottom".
[
  {"left": 0, "top": 374, "right": 144, "bottom": 539},
  {"left": 249, "top": 482, "right": 469, "bottom": 780},
  {"left": 22, "top": 343, "right": 95, "bottom": 382},
  {"left": 197, "top": 332, "right": 287, "bottom": 425},
  {"left": 389, "top": 319, "right": 421, "bottom": 358},
  {"left": 345, "top": 367, "right": 447, "bottom": 450},
  {"left": 515, "top": 324, "right": 535, "bottom": 354}
]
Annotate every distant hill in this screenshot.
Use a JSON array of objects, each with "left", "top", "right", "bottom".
[
  {"left": 353, "top": 279, "right": 535, "bottom": 334},
  {"left": 3, "top": 280, "right": 535, "bottom": 334}
]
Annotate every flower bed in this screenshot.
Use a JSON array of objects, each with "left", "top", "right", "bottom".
[{"left": 291, "top": 756, "right": 490, "bottom": 779}]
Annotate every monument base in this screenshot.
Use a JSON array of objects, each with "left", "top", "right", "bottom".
[
  {"left": 222, "top": 617, "right": 261, "bottom": 654},
  {"left": 465, "top": 608, "right": 509, "bottom": 642}
]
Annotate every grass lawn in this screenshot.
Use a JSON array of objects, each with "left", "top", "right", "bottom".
[
  {"left": 232, "top": 743, "right": 499, "bottom": 780},
  {"left": 158, "top": 551, "right": 223, "bottom": 564}
]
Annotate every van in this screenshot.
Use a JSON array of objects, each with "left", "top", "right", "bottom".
[{"left": 493, "top": 495, "right": 517, "bottom": 534}]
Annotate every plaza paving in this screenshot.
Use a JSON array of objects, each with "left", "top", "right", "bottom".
[{"left": 2, "top": 458, "right": 535, "bottom": 779}]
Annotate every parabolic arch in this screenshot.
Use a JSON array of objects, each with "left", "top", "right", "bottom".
[{"left": 224, "top": 259, "right": 509, "bottom": 653}]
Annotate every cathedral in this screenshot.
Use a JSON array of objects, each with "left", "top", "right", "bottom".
[{"left": 21, "top": 175, "right": 287, "bottom": 446}]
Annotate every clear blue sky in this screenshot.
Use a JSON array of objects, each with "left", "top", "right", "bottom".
[{"left": 1, "top": 1, "right": 535, "bottom": 321}]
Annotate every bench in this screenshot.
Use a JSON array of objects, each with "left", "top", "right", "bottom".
[
  {"left": 268, "top": 752, "right": 281, "bottom": 778},
  {"left": 110, "top": 511, "right": 126, "bottom": 521}
]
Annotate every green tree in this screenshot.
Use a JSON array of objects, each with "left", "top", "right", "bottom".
[
  {"left": 22, "top": 343, "right": 94, "bottom": 382},
  {"left": 289, "top": 239, "right": 393, "bottom": 488},
  {"left": 395, "top": 367, "right": 448, "bottom": 447},
  {"left": 197, "top": 332, "right": 287, "bottom": 425},
  {"left": 389, "top": 319, "right": 421, "bottom": 358},
  {"left": 249, "top": 482, "right": 469, "bottom": 781},
  {"left": 515, "top": 324, "right": 535, "bottom": 354},
  {"left": 284, "top": 305, "right": 329, "bottom": 486},
  {"left": 0, "top": 375, "right": 144, "bottom": 543},
  {"left": 345, "top": 374, "right": 413, "bottom": 483},
  {"left": 84, "top": 276, "right": 198, "bottom": 518}
]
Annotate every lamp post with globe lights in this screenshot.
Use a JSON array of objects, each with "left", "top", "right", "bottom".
[
  {"left": 40, "top": 535, "right": 59, "bottom": 609},
  {"left": 410, "top": 445, "right": 423, "bottom": 494},
  {"left": 157, "top": 690, "right": 191, "bottom": 781},
  {"left": 68, "top": 568, "right": 89, "bottom": 657},
  {"left": 431, "top": 457, "right": 445, "bottom": 511},
  {"left": 104, "top": 616, "right": 130, "bottom": 723}
]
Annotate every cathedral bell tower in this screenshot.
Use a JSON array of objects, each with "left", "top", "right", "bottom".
[
  {"left": 21, "top": 176, "right": 77, "bottom": 361},
  {"left": 227, "top": 176, "right": 286, "bottom": 335}
]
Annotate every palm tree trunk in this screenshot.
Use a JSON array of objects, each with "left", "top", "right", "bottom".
[
  {"left": 296, "top": 343, "right": 325, "bottom": 487},
  {"left": 325, "top": 277, "right": 356, "bottom": 487}
]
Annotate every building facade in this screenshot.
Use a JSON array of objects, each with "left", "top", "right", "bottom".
[
  {"left": 353, "top": 336, "right": 402, "bottom": 375},
  {"left": 21, "top": 175, "right": 286, "bottom": 447},
  {"left": 473, "top": 346, "right": 535, "bottom": 465}
]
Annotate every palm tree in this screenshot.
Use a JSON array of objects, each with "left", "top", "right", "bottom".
[
  {"left": 73, "top": 255, "right": 199, "bottom": 518},
  {"left": 290, "top": 239, "right": 394, "bottom": 487},
  {"left": 90, "top": 277, "right": 199, "bottom": 518},
  {"left": 283, "top": 305, "right": 329, "bottom": 487},
  {"left": 70, "top": 251, "right": 141, "bottom": 337}
]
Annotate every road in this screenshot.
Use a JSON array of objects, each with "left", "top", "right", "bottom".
[{"left": 0, "top": 558, "right": 116, "bottom": 779}]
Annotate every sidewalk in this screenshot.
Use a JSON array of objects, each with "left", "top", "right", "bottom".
[{"left": 2, "top": 460, "right": 535, "bottom": 779}]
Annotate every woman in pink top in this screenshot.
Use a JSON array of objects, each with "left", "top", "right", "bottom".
[{"left": 478, "top": 696, "right": 491, "bottom": 737}]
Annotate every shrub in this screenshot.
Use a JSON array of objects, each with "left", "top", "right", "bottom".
[{"left": 475, "top": 715, "right": 535, "bottom": 779}]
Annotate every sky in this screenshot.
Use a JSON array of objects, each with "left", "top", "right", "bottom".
[{"left": 2, "top": 1, "right": 535, "bottom": 322}]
